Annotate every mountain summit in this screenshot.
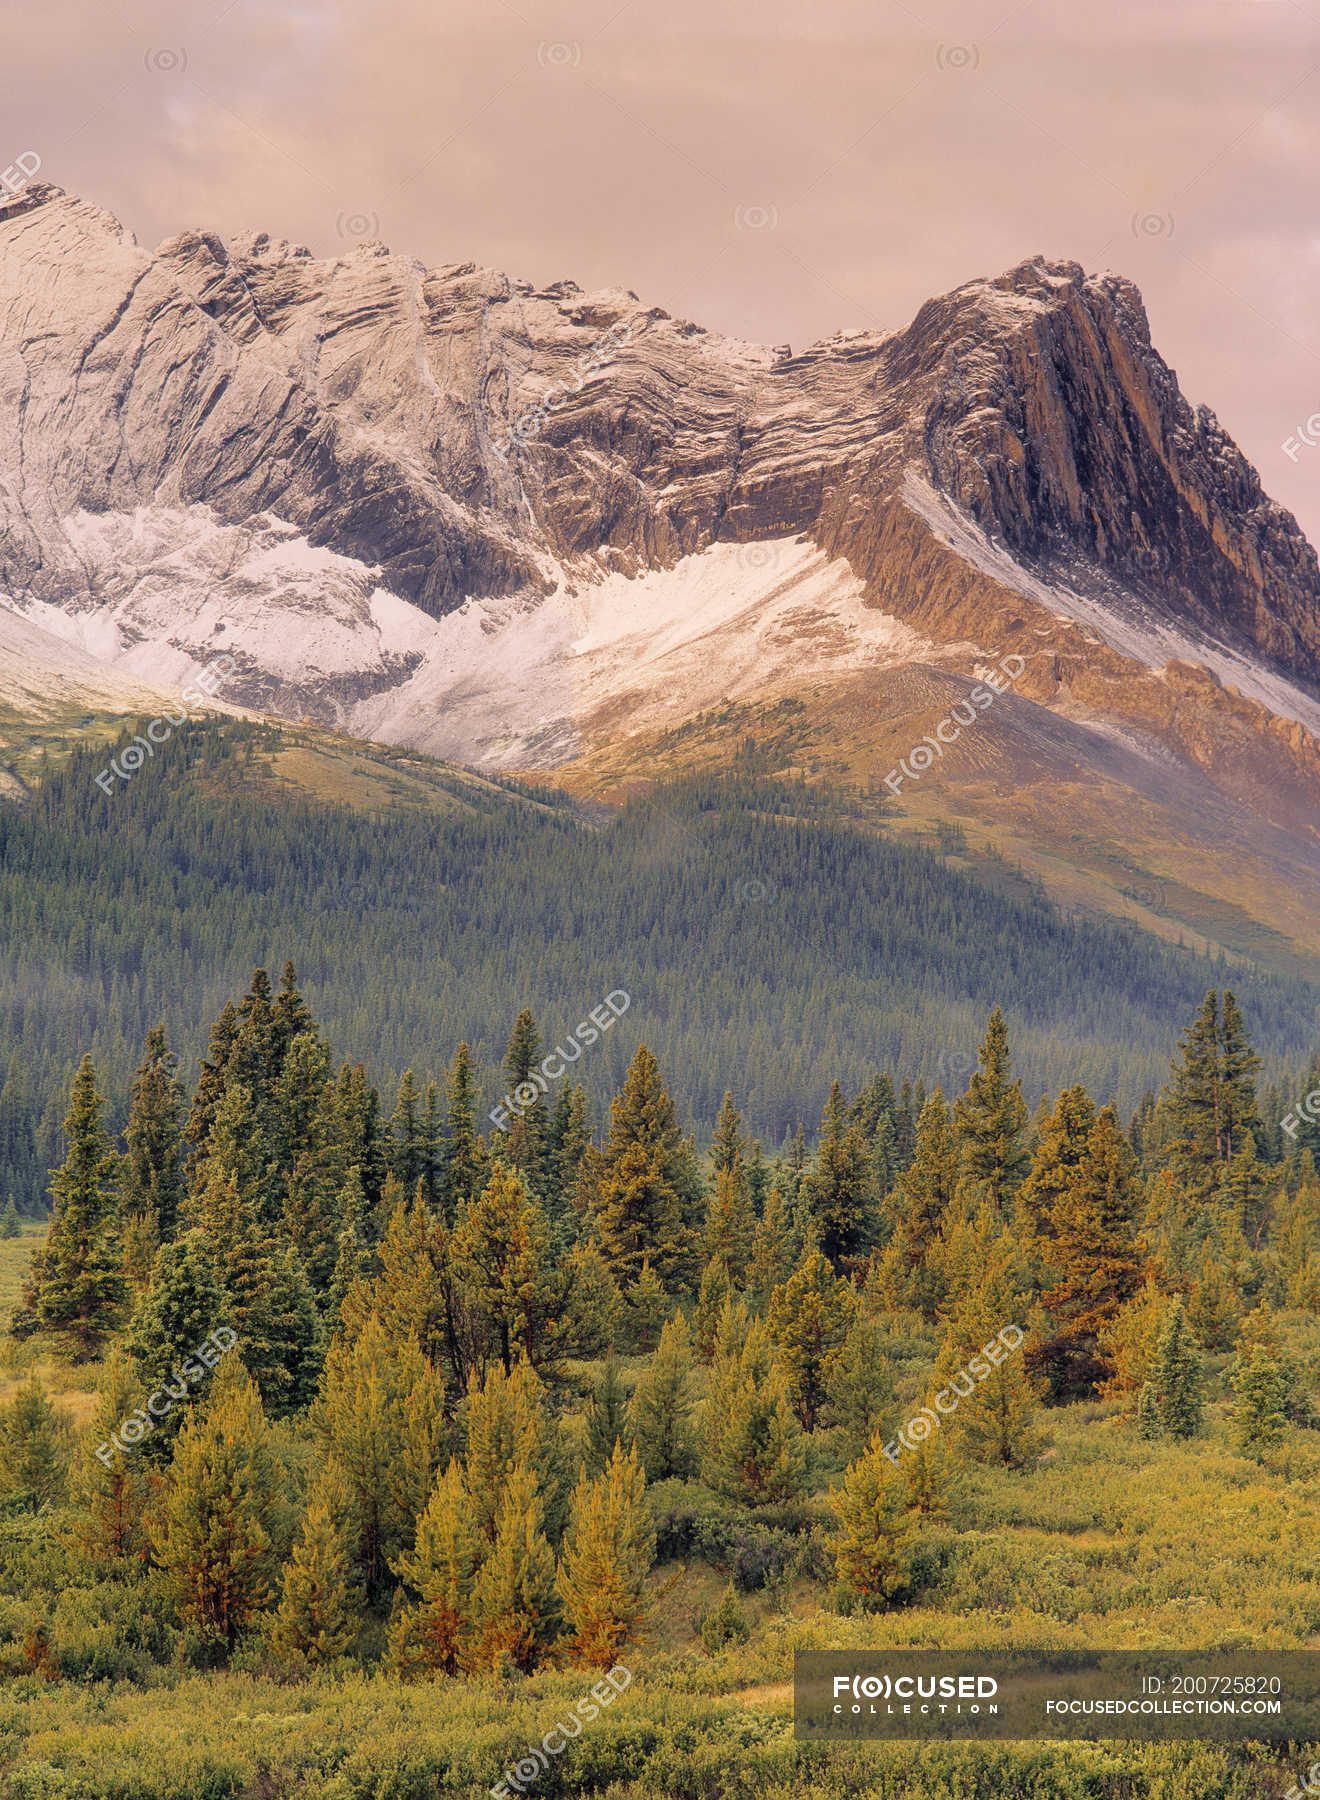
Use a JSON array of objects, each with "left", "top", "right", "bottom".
[{"left": 1, "top": 183, "right": 1318, "bottom": 958}]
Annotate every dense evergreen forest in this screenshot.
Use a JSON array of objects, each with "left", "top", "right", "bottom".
[
  {"left": 2, "top": 969, "right": 1319, "bottom": 1796},
  {"left": 2, "top": 719, "right": 1316, "bottom": 1215}
]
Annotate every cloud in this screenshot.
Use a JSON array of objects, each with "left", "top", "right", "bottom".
[{"left": 4, "top": 0, "right": 1319, "bottom": 538}]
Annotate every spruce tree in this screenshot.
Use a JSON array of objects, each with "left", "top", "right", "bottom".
[
  {"left": 802, "top": 1081, "right": 874, "bottom": 1266},
  {"left": 626, "top": 1312, "right": 698, "bottom": 1480},
  {"left": 886, "top": 1091, "right": 959, "bottom": 1315},
  {"left": 1015, "top": 1085, "right": 1096, "bottom": 1246},
  {"left": 126, "top": 1229, "right": 230, "bottom": 1453},
  {"left": 122, "top": 1025, "right": 186, "bottom": 1243},
  {"left": 557, "top": 1441, "right": 655, "bottom": 1666},
  {"left": 388, "top": 1069, "right": 423, "bottom": 1194},
  {"left": 1231, "top": 1349, "right": 1288, "bottom": 1460},
  {"left": 0, "top": 1197, "right": 19, "bottom": 1239},
  {"left": 186, "top": 1002, "right": 240, "bottom": 1168},
  {"left": 953, "top": 1006, "right": 1030, "bottom": 1212},
  {"left": 441, "top": 1042, "right": 484, "bottom": 1221},
  {"left": 270, "top": 960, "right": 317, "bottom": 1064},
  {"left": 592, "top": 1046, "right": 687, "bottom": 1285},
  {"left": 31, "top": 1056, "right": 125, "bottom": 1359},
  {"left": 1137, "top": 1298, "right": 1203, "bottom": 1440},
  {"left": 501, "top": 1010, "right": 552, "bottom": 1202}
]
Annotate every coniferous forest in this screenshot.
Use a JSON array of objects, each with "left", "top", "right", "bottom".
[
  {"left": 3, "top": 725, "right": 1320, "bottom": 1797},
  {"left": 2, "top": 721, "right": 1317, "bottom": 1216}
]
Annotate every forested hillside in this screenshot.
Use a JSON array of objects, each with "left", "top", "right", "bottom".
[{"left": 2, "top": 720, "right": 1317, "bottom": 1213}]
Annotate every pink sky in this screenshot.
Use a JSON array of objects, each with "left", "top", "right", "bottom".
[{"left": 5, "top": 0, "right": 1320, "bottom": 541}]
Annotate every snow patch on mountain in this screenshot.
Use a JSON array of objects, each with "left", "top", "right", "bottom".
[
  {"left": 352, "top": 536, "right": 931, "bottom": 766},
  {"left": 10, "top": 505, "right": 436, "bottom": 691}
]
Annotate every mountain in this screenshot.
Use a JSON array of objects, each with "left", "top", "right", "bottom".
[{"left": 1, "top": 182, "right": 1318, "bottom": 968}]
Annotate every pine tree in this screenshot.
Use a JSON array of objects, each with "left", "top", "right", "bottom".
[
  {"left": 768, "top": 1239, "right": 855, "bottom": 1431},
  {"left": 470, "top": 1459, "right": 560, "bottom": 1671},
  {"left": 953, "top": 1007, "right": 1030, "bottom": 1212},
  {"left": 557, "top": 1441, "right": 655, "bottom": 1666},
  {"left": 1231, "top": 1349, "right": 1288, "bottom": 1460},
  {"left": 935, "top": 1247, "right": 1041, "bottom": 1468},
  {"left": 121, "top": 1025, "right": 186, "bottom": 1243},
  {"left": 626, "top": 1312, "right": 698, "bottom": 1481},
  {"left": 693, "top": 1254, "right": 732, "bottom": 1362},
  {"left": 1137, "top": 1298, "right": 1202, "bottom": 1440},
  {"left": 30, "top": 1056, "right": 125, "bottom": 1359},
  {"left": 702, "top": 1162, "right": 755, "bottom": 1284},
  {"left": 1039, "top": 1106, "right": 1146, "bottom": 1395},
  {"left": 584, "top": 1354, "right": 628, "bottom": 1475},
  {"left": 0, "top": 1197, "right": 19, "bottom": 1238},
  {"left": 824, "top": 1314, "right": 896, "bottom": 1462},
  {"left": 886, "top": 1091, "right": 959, "bottom": 1315},
  {"left": 345, "top": 1187, "right": 450, "bottom": 1368},
  {"left": 72, "top": 1349, "right": 152, "bottom": 1562},
  {"left": 0, "top": 1378, "right": 68, "bottom": 1507},
  {"left": 154, "top": 1358, "right": 281, "bottom": 1653},
  {"left": 832, "top": 1430, "right": 916, "bottom": 1610},
  {"left": 270, "top": 1462, "right": 359, "bottom": 1666},
  {"left": 462, "top": 1358, "right": 570, "bottom": 1547},
  {"left": 450, "top": 1163, "right": 571, "bottom": 1375},
  {"left": 312, "top": 1314, "right": 449, "bottom": 1593},
  {"left": 390, "top": 1456, "right": 481, "bottom": 1674},
  {"left": 702, "top": 1319, "right": 807, "bottom": 1505},
  {"left": 618, "top": 1254, "right": 668, "bottom": 1354},
  {"left": 710, "top": 1092, "right": 747, "bottom": 1175}
]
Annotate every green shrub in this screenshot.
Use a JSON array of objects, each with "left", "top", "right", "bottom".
[{"left": 701, "top": 1583, "right": 752, "bottom": 1653}]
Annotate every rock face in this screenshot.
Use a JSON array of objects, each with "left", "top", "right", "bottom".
[{"left": 1, "top": 181, "right": 1319, "bottom": 799}]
